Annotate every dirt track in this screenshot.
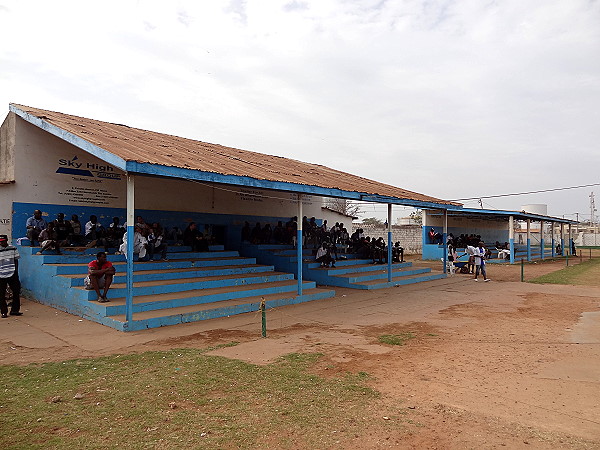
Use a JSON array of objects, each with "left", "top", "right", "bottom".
[{"left": 1, "top": 258, "right": 599, "bottom": 448}]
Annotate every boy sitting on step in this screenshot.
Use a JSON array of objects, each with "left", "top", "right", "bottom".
[{"left": 85, "top": 251, "right": 116, "bottom": 302}]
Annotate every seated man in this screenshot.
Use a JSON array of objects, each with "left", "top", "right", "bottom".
[
  {"left": 38, "top": 222, "right": 62, "bottom": 254},
  {"left": 53, "top": 213, "right": 73, "bottom": 247},
  {"left": 85, "top": 215, "right": 105, "bottom": 247},
  {"left": 70, "top": 214, "right": 85, "bottom": 246},
  {"left": 85, "top": 251, "right": 115, "bottom": 302},
  {"left": 497, "top": 247, "right": 511, "bottom": 259},
  {"left": 105, "top": 217, "right": 125, "bottom": 252},
  {"left": 392, "top": 242, "right": 404, "bottom": 263},
  {"left": 147, "top": 223, "right": 168, "bottom": 261},
  {"left": 119, "top": 226, "right": 148, "bottom": 260},
  {"left": 315, "top": 242, "right": 335, "bottom": 268},
  {"left": 26, "top": 209, "right": 47, "bottom": 246}
]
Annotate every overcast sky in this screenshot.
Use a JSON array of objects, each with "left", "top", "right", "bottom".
[{"left": 1, "top": 0, "right": 599, "bottom": 222}]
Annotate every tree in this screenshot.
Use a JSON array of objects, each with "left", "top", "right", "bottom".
[
  {"left": 325, "top": 198, "right": 362, "bottom": 218},
  {"left": 362, "top": 217, "right": 384, "bottom": 226},
  {"left": 409, "top": 210, "right": 422, "bottom": 225}
]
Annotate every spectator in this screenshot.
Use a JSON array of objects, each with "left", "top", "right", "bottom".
[
  {"left": 315, "top": 242, "right": 335, "bottom": 268},
  {"left": 119, "top": 226, "right": 148, "bottom": 260},
  {"left": 85, "top": 215, "right": 105, "bottom": 246},
  {"left": 393, "top": 242, "right": 404, "bottom": 263},
  {"left": 571, "top": 240, "right": 577, "bottom": 256},
  {"left": 147, "top": 223, "right": 168, "bottom": 261},
  {"left": 466, "top": 244, "right": 476, "bottom": 274},
  {"left": 183, "top": 222, "right": 209, "bottom": 252},
  {"left": 250, "top": 223, "right": 262, "bottom": 244},
  {"left": 25, "top": 209, "right": 47, "bottom": 246},
  {"left": 261, "top": 223, "right": 272, "bottom": 244},
  {"left": 136, "top": 216, "right": 150, "bottom": 233},
  {"left": 38, "top": 222, "right": 62, "bottom": 254},
  {"left": 105, "top": 217, "right": 125, "bottom": 253},
  {"left": 0, "top": 234, "right": 22, "bottom": 317},
  {"left": 70, "top": 214, "right": 84, "bottom": 246},
  {"left": 241, "top": 222, "right": 252, "bottom": 243},
  {"left": 53, "top": 213, "right": 73, "bottom": 247},
  {"left": 85, "top": 251, "right": 116, "bottom": 302},
  {"left": 273, "top": 221, "right": 285, "bottom": 244}
]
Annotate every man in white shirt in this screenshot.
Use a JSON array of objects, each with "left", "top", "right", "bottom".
[
  {"left": 119, "top": 226, "right": 148, "bottom": 260},
  {"left": 473, "top": 242, "right": 491, "bottom": 282}
]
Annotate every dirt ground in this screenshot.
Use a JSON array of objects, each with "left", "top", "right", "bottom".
[{"left": 1, "top": 257, "right": 599, "bottom": 449}]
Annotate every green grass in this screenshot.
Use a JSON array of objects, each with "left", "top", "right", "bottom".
[
  {"left": 528, "top": 257, "right": 600, "bottom": 285},
  {"left": 0, "top": 347, "right": 384, "bottom": 449},
  {"left": 378, "top": 332, "right": 416, "bottom": 346}
]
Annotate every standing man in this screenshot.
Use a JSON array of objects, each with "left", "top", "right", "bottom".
[
  {"left": 473, "top": 241, "right": 491, "bottom": 282},
  {"left": 0, "top": 235, "right": 22, "bottom": 317},
  {"left": 25, "top": 209, "right": 47, "bottom": 246},
  {"left": 85, "top": 251, "right": 116, "bottom": 302}
]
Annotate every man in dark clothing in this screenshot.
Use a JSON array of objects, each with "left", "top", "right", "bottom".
[
  {"left": 0, "top": 235, "right": 22, "bottom": 317},
  {"left": 53, "top": 213, "right": 73, "bottom": 247}
]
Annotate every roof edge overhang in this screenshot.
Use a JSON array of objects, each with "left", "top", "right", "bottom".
[
  {"left": 424, "top": 207, "right": 577, "bottom": 224},
  {"left": 127, "top": 161, "right": 461, "bottom": 209},
  {"left": 10, "top": 104, "right": 128, "bottom": 171}
]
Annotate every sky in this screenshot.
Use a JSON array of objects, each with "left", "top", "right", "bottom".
[{"left": 1, "top": 0, "right": 599, "bottom": 223}]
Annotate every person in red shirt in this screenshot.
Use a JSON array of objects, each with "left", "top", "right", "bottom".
[{"left": 85, "top": 251, "right": 116, "bottom": 302}]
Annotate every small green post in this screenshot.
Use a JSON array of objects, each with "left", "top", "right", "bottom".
[
  {"left": 260, "top": 298, "right": 266, "bottom": 338},
  {"left": 520, "top": 258, "right": 524, "bottom": 282}
]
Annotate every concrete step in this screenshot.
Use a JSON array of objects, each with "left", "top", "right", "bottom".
[
  {"left": 83, "top": 280, "right": 318, "bottom": 315},
  {"left": 350, "top": 272, "right": 446, "bottom": 290},
  {"left": 105, "top": 288, "right": 336, "bottom": 331},
  {"left": 62, "top": 264, "right": 275, "bottom": 286},
  {"left": 39, "top": 250, "right": 239, "bottom": 264},
  {"left": 74, "top": 272, "right": 295, "bottom": 300},
  {"left": 339, "top": 267, "right": 432, "bottom": 283},
  {"left": 46, "top": 257, "right": 258, "bottom": 275},
  {"left": 322, "top": 261, "right": 412, "bottom": 276}
]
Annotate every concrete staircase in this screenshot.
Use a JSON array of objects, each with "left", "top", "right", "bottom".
[
  {"left": 17, "top": 245, "right": 335, "bottom": 331},
  {"left": 240, "top": 244, "right": 446, "bottom": 290}
]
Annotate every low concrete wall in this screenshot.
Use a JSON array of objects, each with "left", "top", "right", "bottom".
[{"left": 351, "top": 224, "right": 422, "bottom": 254}]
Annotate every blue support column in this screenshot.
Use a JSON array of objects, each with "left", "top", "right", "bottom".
[
  {"left": 551, "top": 236, "right": 555, "bottom": 257},
  {"left": 540, "top": 238, "right": 545, "bottom": 260},
  {"left": 297, "top": 194, "right": 303, "bottom": 296},
  {"left": 561, "top": 238, "right": 565, "bottom": 256},
  {"left": 387, "top": 204, "right": 392, "bottom": 282},
  {"left": 509, "top": 215, "right": 515, "bottom": 264},
  {"left": 527, "top": 238, "right": 531, "bottom": 261},
  {"left": 509, "top": 238, "right": 515, "bottom": 264},
  {"left": 125, "top": 174, "right": 135, "bottom": 325},
  {"left": 442, "top": 209, "right": 448, "bottom": 274}
]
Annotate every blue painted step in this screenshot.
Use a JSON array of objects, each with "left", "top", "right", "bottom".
[
  {"left": 46, "top": 257, "right": 258, "bottom": 275},
  {"left": 39, "top": 251, "right": 239, "bottom": 264},
  {"left": 324, "top": 261, "right": 412, "bottom": 276},
  {"left": 87, "top": 280, "right": 318, "bottom": 315},
  {"left": 350, "top": 272, "right": 446, "bottom": 290},
  {"left": 63, "top": 264, "right": 275, "bottom": 286},
  {"left": 342, "top": 267, "right": 432, "bottom": 283},
  {"left": 104, "top": 288, "right": 336, "bottom": 331},
  {"left": 75, "top": 272, "right": 296, "bottom": 300}
]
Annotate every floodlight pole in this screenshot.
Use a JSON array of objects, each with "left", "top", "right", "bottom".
[{"left": 125, "top": 173, "right": 135, "bottom": 326}]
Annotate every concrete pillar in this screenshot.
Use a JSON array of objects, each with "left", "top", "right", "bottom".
[
  {"left": 442, "top": 209, "right": 448, "bottom": 273},
  {"left": 297, "top": 194, "right": 303, "bottom": 295},
  {"left": 551, "top": 222, "right": 555, "bottom": 257},
  {"left": 526, "top": 219, "right": 531, "bottom": 262},
  {"left": 560, "top": 223, "right": 565, "bottom": 256},
  {"left": 126, "top": 173, "right": 135, "bottom": 325},
  {"left": 540, "top": 220, "right": 545, "bottom": 260},
  {"left": 387, "top": 204, "right": 392, "bottom": 282},
  {"left": 509, "top": 215, "right": 515, "bottom": 264}
]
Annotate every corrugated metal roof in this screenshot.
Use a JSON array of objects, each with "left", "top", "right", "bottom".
[{"left": 11, "top": 104, "right": 458, "bottom": 206}]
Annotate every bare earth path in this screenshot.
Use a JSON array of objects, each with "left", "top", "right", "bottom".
[{"left": 1, "top": 258, "right": 599, "bottom": 448}]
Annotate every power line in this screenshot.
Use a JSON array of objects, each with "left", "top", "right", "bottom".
[{"left": 449, "top": 182, "right": 600, "bottom": 201}]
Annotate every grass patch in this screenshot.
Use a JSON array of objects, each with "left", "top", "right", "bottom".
[
  {"left": 528, "top": 257, "right": 600, "bottom": 286},
  {"left": 378, "top": 332, "right": 416, "bottom": 346},
  {"left": 0, "top": 348, "right": 382, "bottom": 449}
]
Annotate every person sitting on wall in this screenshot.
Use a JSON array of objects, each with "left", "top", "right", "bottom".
[
  {"left": 428, "top": 228, "right": 442, "bottom": 245},
  {"left": 261, "top": 223, "right": 272, "bottom": 244},
  {"left": 556, "top": 243, "right": 562, "bottom": 255},
  {"left": 69, "top": 214, "right": 85, "bottom": 246},
  {"left": 371, "top": 237, "right": 386, "bottom": 264},
  {"left": 241, "top": 221, "right": 252, "bottom": 243},
  {"left": 0, "top": 234, "right": 22, "bottom": 317},
  {"left": 85, "top": 215, "right": 105, "bottom": 248},
  {"left": 183, "top": 222, "right": 209, "bottom": 252},
  {"left": 84, "top": 251, "right": 116, "bottom": 303},
  {"left": 250, "top": 222, "right": 262, "bottom": 244},
  {"left": 273, "top": 221, "right": 285, "bottom": 244},
  {"left": 25, "top": 209, "right": 47, "bottom": 246},
  {"left": 105, "top": 217, "right": 125, "bottom": 252},
  {"left": 147, "top": 223, "right": 168, "bottom": 261},
  {"left": 315, "top": 241, "right": 336, "bottom": 268},
  {"left": 53, "top": 213, "right": 73, "bottom": 247},
  {"left": 119, "top": 225, "right": 148, "bottom": 260},
  {"left": 135, "top": 216, "right": 150, "bottom": 233},
  {"left": 393, "top": 242, "right": 405, "bottom": 263},
  {"left": 38, "top": 222, "right": 62, "bottom": 254},
  {"left": 166, "top": 226, "right": 183, "bottom": 244}
]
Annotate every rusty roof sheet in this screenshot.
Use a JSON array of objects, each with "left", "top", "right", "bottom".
[{"left": 11, "top": 104, "right": 458, "bottom": 206}]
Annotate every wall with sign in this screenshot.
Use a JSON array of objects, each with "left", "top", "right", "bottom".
[{"left": 4, "top": 115, "right": 347, "bottom": 241}]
